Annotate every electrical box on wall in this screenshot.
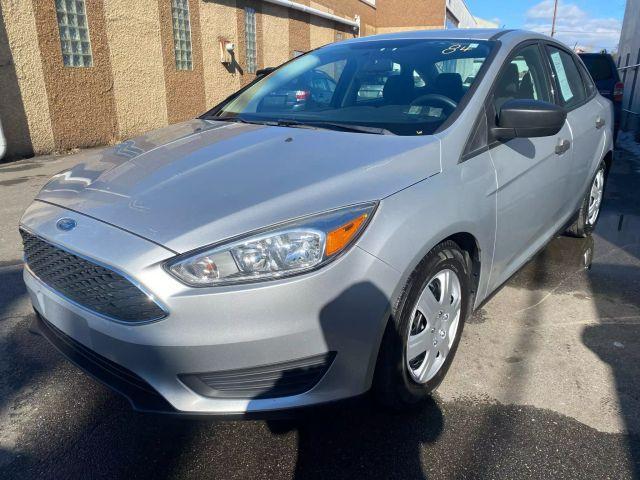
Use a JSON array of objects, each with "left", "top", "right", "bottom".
[{"left": 219, "top": 37, "right": 234, "bottom": 64}]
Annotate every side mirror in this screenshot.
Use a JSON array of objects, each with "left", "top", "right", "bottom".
[
  {"left": 492, "top": 99, "right": 566, "bottom": 140},
  {"left": 256, "top": 67, "right": 276, "bottom": 77}
]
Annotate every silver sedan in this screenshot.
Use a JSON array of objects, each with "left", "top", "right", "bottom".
[{"left": 21, "top": 29, "right": 613, "bottom": 415}]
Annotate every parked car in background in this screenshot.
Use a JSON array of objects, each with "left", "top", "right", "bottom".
[
  {"left": 21, "top": 29, "right": 613, "bottom": 416},
  {"left": 578, "top": 52, "right": 622, "bottom": 141},
  {"left": 261, "top": 69, "right": 337, "bottom": 111}
]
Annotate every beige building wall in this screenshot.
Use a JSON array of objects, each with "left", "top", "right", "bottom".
[
  {"left": 376, "top": 25, "right": 441, "bottom": 34},
  {"left": 104, "top": 0, "right": 167, "bottom": 141},
  {"left": 0, "top": 0, "right": 54, "bottom": 156},
  {"left": 158, "top": 0, "right": 206, "bottom": 124},
  {"left": 262, "top": 2, "right": 290, "bottom": 68},
  {"left": 309, "top": 2, "right": 335, "bottom": 49},
  {"left": 1, "top": 0, "right": 467, "bottom": 160},
  {"left": 200, "top": 0, "right": 242, "bottom": 109}
]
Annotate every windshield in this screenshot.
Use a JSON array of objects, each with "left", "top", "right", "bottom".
[{"left": 207, "top": 39, "right": 495, "bottom": 136}]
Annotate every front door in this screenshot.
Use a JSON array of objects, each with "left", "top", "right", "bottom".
[{"left": 488, "top": 43, "right": 573, "bottom": 290}]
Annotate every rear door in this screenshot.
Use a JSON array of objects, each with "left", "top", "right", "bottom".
[
  {"left": 487, "top": 42, "right": 574, "bottom": 289},
  {"left": 545, "top": 45, "right": 606, "bottom": 211}
]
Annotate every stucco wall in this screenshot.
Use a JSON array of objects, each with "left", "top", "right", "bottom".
[
  {"left": 376, "top": 0, "right": 445, "bottom": 29},
  {"left": 104, "top": 0, "right": 167, "bottom": 141},
  {"left": 236, "top": 0, "right": 265, "bottom": 86},
  {"left": 1, "top": 1, "right": 51, "bottom": 158},
  {"left": 375, "top": 25, "right": 441, "bottom": 34},
  {"left": 159, "top": 0, "right": 207, "bottom": 123},
  {"left": 288, "top": 7, "right": 311, "bottom": 57},
  {"left": 32, "top": 0, "right": 118, "bottom": 151},
  {"left": 309, "top": 2, "right": 335, "bottom": 49},
  {"left": 262, "top": 2, "right": 290, "bottom": 68},
  {"left": 200, "top": 0, "right": 242, "bottom": 109}
]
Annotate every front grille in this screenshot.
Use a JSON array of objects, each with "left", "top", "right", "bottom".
[
  {"left": 21, "top": 229, "right": 166, "bottom": 323},
  {"left": 179, "top": 352, "right": 336, "bottom": 399}
]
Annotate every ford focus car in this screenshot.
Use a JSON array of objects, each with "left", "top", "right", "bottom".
[{"left": 21, "top": 29, "right": 613, "bottom": 416}]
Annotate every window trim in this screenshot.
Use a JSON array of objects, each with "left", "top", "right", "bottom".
[{"left": 542, "top": 42, "right": 596, "bottom": 112}]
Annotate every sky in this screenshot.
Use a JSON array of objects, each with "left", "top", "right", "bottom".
[{"left": 465, "top": 0, "right": 627, "bottom": 52}]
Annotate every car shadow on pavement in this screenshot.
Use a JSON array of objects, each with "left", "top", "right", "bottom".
[
  {"left": 268, "top": 398, "right": 443, "bottom": 480},
  {"left": 580, "top": 147, "right": 640, "bottom": 478},
  {"left": 263, "top": 281, "right": 444, "bottom": 479},
  {"left": 465, "top": 146, "right": 640, "bottom": 478},
  {"left": 0, "top": 264, "right": 63, "bottom": 410}
]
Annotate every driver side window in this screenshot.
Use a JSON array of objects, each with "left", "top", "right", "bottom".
[{"left": 492, "top": 44, "right": 551, "bottom": 114}]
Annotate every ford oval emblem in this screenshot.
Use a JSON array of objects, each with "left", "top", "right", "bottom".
[{"left": 56, "top": 218, "right": 77, "bottom": 232}]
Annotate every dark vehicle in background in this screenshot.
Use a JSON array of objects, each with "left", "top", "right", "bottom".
[{"left": 579, "top": 53, "right": 623, "bottom": 141}]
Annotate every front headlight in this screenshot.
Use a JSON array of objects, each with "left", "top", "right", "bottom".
[{"left": 166, "top": 203, "right": 377, "bottom": 287}]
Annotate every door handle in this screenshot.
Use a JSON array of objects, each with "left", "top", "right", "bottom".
[
  {"left": 555, "top": 138, "right": 571, "bottom": 155},
  {"left": 595, "top": 117, "right": 605, "bottom": 129}
]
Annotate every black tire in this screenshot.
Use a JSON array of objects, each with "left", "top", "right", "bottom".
[
  {"left": 373, "top": 240, "right": 472, "bottom": 409},
  {"left": 566, "top": 161, "right": 607, "bottom": 238}
]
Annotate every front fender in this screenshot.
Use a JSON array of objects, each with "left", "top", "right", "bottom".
[{"left": 356, "top": 154, "right": 498, "bottom": 309}]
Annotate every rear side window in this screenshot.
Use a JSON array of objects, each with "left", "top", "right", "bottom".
[
  {"left": 580, "top": 56, "right": 613, "bottom": 81},
  {"left": 547, "top": 46, "right": 586, "bottom": 109}
]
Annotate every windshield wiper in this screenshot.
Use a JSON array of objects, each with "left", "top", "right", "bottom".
[
  {"left": 274, "top": 120, "right": 394, "bottom": 135},
  {"left": 209, "top": 117, "right": 394, "bottom": 135},
  {"left": 209, "top": 117, "right": 266, "bottom": 126}
]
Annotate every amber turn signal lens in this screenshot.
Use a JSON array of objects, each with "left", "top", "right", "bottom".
[{"left": 325, "top": 213, "right": 368, "bottom": 256}]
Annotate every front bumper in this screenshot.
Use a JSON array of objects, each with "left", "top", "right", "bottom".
[{"left": 21, "top": 201, "right": 400, "bottom": 415}]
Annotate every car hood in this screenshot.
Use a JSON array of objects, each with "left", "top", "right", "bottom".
[{"left": 37, "top": 119, "right": 441, "bottom": 253}]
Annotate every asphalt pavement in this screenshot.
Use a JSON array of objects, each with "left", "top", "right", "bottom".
[{"left": 0, "top": 138, "right": 639, "bottom": 480}]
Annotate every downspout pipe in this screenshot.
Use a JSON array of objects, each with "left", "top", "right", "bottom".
[{"left": 261, "top": 0, "right": 360, "bottom": 30}]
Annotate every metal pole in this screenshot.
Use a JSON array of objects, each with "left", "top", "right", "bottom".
[{"left": 551, "top": 0, "right": 558, "bottom": 37}]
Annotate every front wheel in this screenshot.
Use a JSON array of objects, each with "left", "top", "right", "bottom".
[
  {"left": 374, "top": 240, "right": 471, "bottom": 409},
  {"left": 567, "top": 161, "right": 606, "bottom": 237}
]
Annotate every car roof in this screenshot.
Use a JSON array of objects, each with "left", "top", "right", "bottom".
[
  {"left": 342, "top": 28, "right": 553, "bottom": 49},
  {"left": 578, "top": 52, "right": 614, "bottom": 58}
]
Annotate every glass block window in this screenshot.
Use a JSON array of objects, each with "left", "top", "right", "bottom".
[
  {"left": 55, "top": 0, "right": 93, "bottom": 67},
  {"left": 245, "top": 7, "right": 257, "bottom": 74},
  {"left": 171, "top": 0, "right": 193, "bottom": 70}
]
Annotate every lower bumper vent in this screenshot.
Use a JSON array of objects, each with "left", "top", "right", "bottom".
[{"left": 179, "top": 352, "right": 336, "bottom": 399}]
